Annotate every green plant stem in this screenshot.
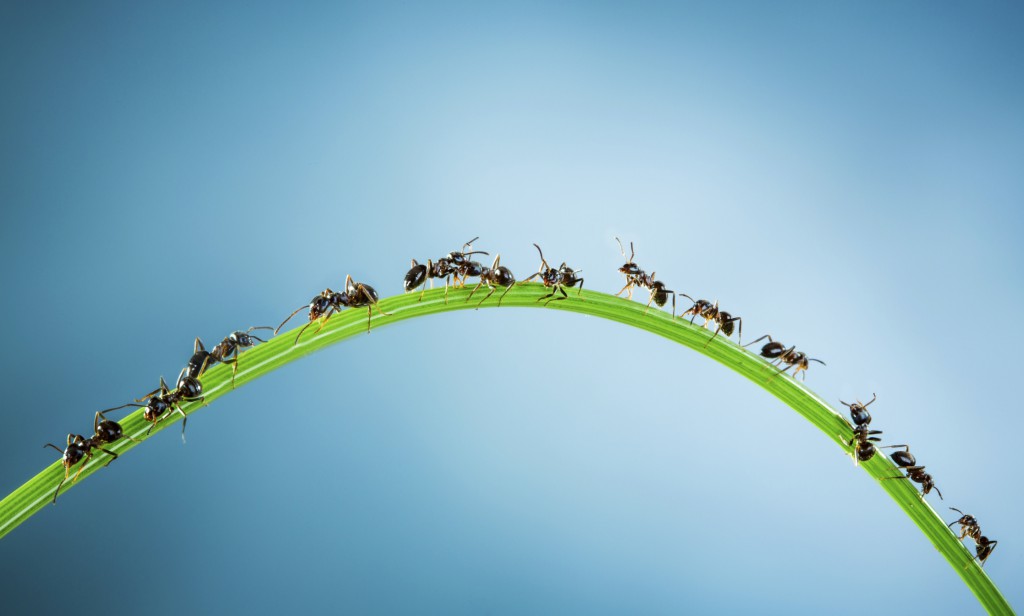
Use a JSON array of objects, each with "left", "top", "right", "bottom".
[{"left": 0, "top": 284, "right": 1012, "bottom": 614}]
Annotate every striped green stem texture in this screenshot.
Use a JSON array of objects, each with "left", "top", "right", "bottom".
[{"left": 0, "top": 284, "right": 1013, "bottom": 615}]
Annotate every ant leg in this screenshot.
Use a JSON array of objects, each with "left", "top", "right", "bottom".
[
  {"left": 573, "top": 278, "right": 585, "bottom": 300},
  {"left": 365, "top": 306, "right": 372, "bottom": 333},
  {"left": 766, "top": 363, "right": 793, "bottom": 383},
  {"left": 743, "top": 334, "right": 773, "bottom": 348},
  {"left": 644, "top": 291, "right": 655, "bottom": 315},
  {"left": 230, "top": 348, "right": 240, "bottom": 388},
  {"left": 703, "top": 325, "right": 724, "bottom": 349},
  {"left": 71, "top": 452, "right": 94, "bottom": 483},
  {"left": 666, "top": 290, "right": 677, "bottom": 318},
  {"left": 174, "top": 405, "right": 188, "bottom": 444},
  {"left": 99, "top": 447, "right": 119, "bottom": 466},
  {"left": 518, "top": 272, "right": 541, "bottom": 285},
  {"left": 475, "top": 285, "right": 497, "bottom": 309},
  {"left": 51, "top": 468, "right": 70, "bottom": 504},
  {"left": 44, "top": 443, "right": 64, "bottom": 454},
  {"left": 275, "top": 304, "right": 311, "bottom": 336},
  {"left": 544, "top": 286, "right": 569, "bottom": 306},
  {"left": 616, "top": 282, "right": 633, "bottom": 298},
  {"left": 496, "top": 283, "right": 513, "bottom": 306},
  {"left": 880, "top": 444, "right": 910, "bottom": 452},
  {"left": 357, "top": 285, "right": 391, "bottom": 317},
  {"left": 466, "top": 281, "right": 485, "bottom": 303},
  {"left": 537, "top": 289, "right": 557, "bottom": 303}
]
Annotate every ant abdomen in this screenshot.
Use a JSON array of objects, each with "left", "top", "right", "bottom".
[
  {"left": 404, "top": 261, "right": 427, "bottom": 292},
  {"left": 891, "top": 450, "right": 916, "bottom": 467}
]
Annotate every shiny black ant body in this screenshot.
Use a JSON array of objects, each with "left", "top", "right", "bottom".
[
  {"left": 743, "top": 335, "right": 825, "bottom": 381},
  {"left": 520, "top": 243, "right": 584, "bottom": 304},
  {"left": 465, "top": 254, "right": 516, "bottom": 308},
  {"left": 205, "top": 327, "right": 273, "bottom": 386},
  {"left": 118, "top": 376, "right": 195, "bottom": 442},
  {"left": 972, "top": 536, "right": 998, "bottom": 568},
  {"left": 948, "top": 507, "right": 981, "bottom": 542},
  {"left": 44, "top": 410, "right": 138, "bottom": 503},
  {"left": 404, "top": 237, "right": 489, "bottom": 303},
  {"left": 882, "top": 444, "right": 943, "bottom": 499},
  {"left": 840, "top": 393, "right": 881, "bottom": 464},
  {"left": 276, "top": 275, "right": 390, "bottom": 341},
  {"left": 679, "top": 296, "right": 743, "bottom": 347},
  {"left": 614, "top": 238, "right": 676, "bottom": 316}
]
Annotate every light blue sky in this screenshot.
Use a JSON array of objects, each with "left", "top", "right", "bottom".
[{"left": 1, "top": 2, "right": 1021, "bottom": 613}]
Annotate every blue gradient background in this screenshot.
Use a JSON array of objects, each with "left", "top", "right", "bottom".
[{"left": 1, "top": 2, "right": 1022, "bottom": 614}]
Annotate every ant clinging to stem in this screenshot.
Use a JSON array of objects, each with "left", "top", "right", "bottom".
[
  {"left": 743, "top": 335, "right": 825, "bottom": 381},
  {"left": 519, "top": 243, "right": 584, "bottom": 304},
  {"left": 276, "top": 274, "right": 390, "bottom": 342},
  {"left": 44, "top": 409, "right": 139, "bottom": 504},
  {"left": 839, "top": 393, "right": 882, "bottom": 465},
  {"left": 403, "top": 237, "right": 490, "bottom": 303},
  {"left": 614, "top": 238, "right": 677, "bottom": 317}
]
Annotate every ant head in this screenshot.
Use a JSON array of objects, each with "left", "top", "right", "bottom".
[
  {"left": 144, "top": 398, "right": 168, "bottom": 422},
  {"left": 232, "top": 331, "right": 253, "bottom": 346},
  {"left": 619, "top": 263, "right": 641, "bottom": 276},
  {"left": 309, "top": 295, "right": 333, "bottom": 319}
]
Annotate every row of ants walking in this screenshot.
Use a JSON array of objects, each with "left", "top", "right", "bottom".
[{"left": 42, "top": 236, "right": 996, "bottom": 567}]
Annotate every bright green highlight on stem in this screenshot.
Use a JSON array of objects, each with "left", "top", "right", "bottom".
[{"left": 0, "top": 284, "right": 1012, "bottom": 615}]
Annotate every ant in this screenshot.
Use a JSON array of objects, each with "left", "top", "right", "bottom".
[
  {"left": 276, "top": 275, "right": 390, "bottom": 342},
  {"left": 743, "top": 335, "right": 825, "bottom": 381},
  {"left": 404, "top": 237, "right": 489, "bottom": 303},
  {"left": 839, "top": 393, "right": 881, "bottom": 465},
  {"left": 971, "top": 536, "right": 998, "bottom": 568},
  {"left": 204, "top": 327, "right": 274, "bottom": 387},
  {"left": 465, "top": 254, "right": 516, "bottom": 307},
  {"left": 519, "top": 243, "right": 585, "bottom": 304},
  {"left": 881, "top": 444, "right": 943, "bottom": 499},
  {"left": 118, "top": 376, "right": 195, "bottom": 442},
  {"left": 948, "top": 507, "right": 981, "bottom": 542},
  {"left": 44, "top": 409, "right": 139, "bottom": 504},
  {"left": 614, "top": 238, "right": 676, "bottom": 316},
  {"left": 679, "top": 296, "right": 743, "bottom": 347}
]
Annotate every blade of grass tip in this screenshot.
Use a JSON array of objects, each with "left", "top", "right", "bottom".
[{"left": 0, "top": 283, "right": 1012, "bottom": 615}]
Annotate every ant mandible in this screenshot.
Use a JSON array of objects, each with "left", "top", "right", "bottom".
[
  {"left": 519, "top": 243, "right": 584, "bottom": 304},
  {"left": 838, "top": 393, "right": 881, "bottom": 465},
  {"left": 276, "top": 275, "right": 390, "bottom": 342},
  {"left": 743, "top": 335, "right": 825, "bottom": 381},
  {"left": 465, "top": 254, "right": 516, "bottom": 308},
  {"left": 404, "top": 237, "right": 490, "bottom": 303},
  {"left": 881, "top": 444, "right": 943, "bottom": 499},
  {"left": 44, "top": 409, "right": 139, "bottom": 503},
  {"left": 614, "top": 238, "right": 676, "bottom": 316},
  {"left": 679, "top": 296, "right": 743, "bottom": 348},
  {"left": 948, "top": 507, "right": 981, "bottom": 542}
]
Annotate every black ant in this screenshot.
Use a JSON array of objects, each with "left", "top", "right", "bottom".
[
  {"left": 465, "top": 254, "right": 516, "bottom": 308},
  {"left": 972, "top": 536, "right": 998, "bottom": 568},
  {"left": 881, "top": 444, "right": 943, "bottom": 499},
  {"left": 404, "top": 237, "right": 489, "bottom": 303},
  {"left": 519, "top": 243, "right": 584, "bottom": 304},
  {"left": 948, "top": 507, "right": 981, "bottom": 542},
  {"left": 615, "top": 238, "right": 676, "bottom": 316},
  {"left": 839, "top": 393, "right": 881, "bottom": 465},
  {"left": 119, "top": 376, "right": 195, "bottom": 442},
  {"left": 743, "top": 335, "right": 825, "bottom": 381},
  {"left": 679, "top": 296, "right": 743, "bottom": 347},
  {"left": 276, "top": 275, "right": 390, "bottom": 342},
  {"left": 44, "top": 410, "right": 139, "bottom": 503},
  {"left": 208, "top": 327, "right": 273, "bottom": 386}
]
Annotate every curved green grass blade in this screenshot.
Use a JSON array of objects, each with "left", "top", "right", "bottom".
[{"left": 0, "top": 284, "right": 1012, "bottom": 614}]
